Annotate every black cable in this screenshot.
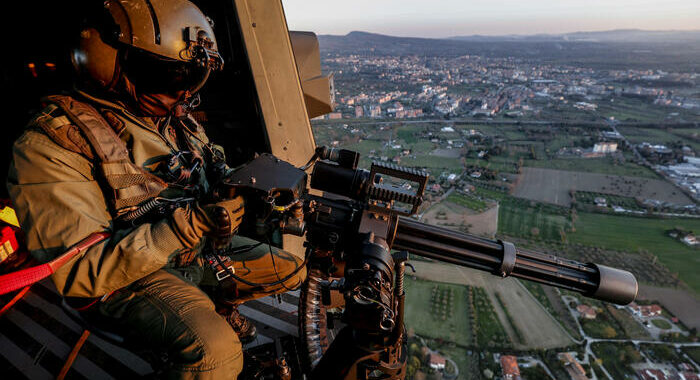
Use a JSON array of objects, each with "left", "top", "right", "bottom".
[{"left": 267, "top": 236, "right": 297, "bottom": 292}]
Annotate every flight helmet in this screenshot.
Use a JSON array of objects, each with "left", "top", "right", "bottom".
[{"left": 72, "top": 0, "right": 223, "bottom": 95}]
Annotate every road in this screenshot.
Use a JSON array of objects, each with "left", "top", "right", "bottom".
[
  {"left": 319, "top": 117, "right": 697, "bottom": 128},
  {"left": 561, "top": 293, "right": 700, "bottom": 379}
]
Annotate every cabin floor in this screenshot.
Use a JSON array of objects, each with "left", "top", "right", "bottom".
[{"left": 0, "top": 280, "right": 301, "bottom": 379}]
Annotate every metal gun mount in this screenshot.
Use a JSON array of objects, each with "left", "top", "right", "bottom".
[{"left": 220, "top": 147, "right": 638, "bottom": 380}]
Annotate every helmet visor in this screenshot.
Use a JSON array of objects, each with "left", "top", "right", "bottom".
[{"left": 123, "top": 48, "right": 211, "bottom": 94}]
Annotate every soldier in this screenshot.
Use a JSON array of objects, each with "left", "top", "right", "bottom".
[{"left": 7, "top": 0, "right": 305, "bottom": 378}]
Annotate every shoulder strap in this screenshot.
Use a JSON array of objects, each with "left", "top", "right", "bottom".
[
  {"left": 31, "top": 103, "right": 95, "bottom": 160},
  {"left": 43, "top": 95, "right": 129, "bottom": 162},
  {"left": 36, "top": 95, "right": 167, "bottom": 216}
]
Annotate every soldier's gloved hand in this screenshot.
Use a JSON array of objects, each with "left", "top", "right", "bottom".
[{"left": 170, "top": 196, "right": 245, "bottom": 249}]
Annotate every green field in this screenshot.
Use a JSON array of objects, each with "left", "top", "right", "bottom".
[
  {"left": 595, "top": 97, "right": 693, "bottom": 123},
  {"left": 651, "top": 319, "right": 672, "bottom": 330},
  {"left": 404, "top": 277, "right": 473, "bottom": 345},
  {"left": 521, "top": 281, "right": 583, "bottom": 340},
  {"left": 573, "top": 191, "right": 644, "bottom": 211},
  {"left": 472, "top": 183, "right": 572, "bottom": 241},
  {"left": 472, "top": 287, "right": 511, "bottom": 347},
  {"left": 446, "top": 193, "right": 488, "bottom": 212},
  {"left": 400, "top": 154, "right": 464, "bottom": 171},
  {"left": 463, "top": 155, "right": 520, "bottom": 174},
  {"left": 618, "top": 126, "right": 700, "bottom": 152},
  {"left": 568, "top": 212, "right": 700, "bottom": 293},
  {"left": 524, "top": 157, "right": 659, "bottom": 179},
  {"left": 498, "top": 199, "right": 571, "bottom": 242}
]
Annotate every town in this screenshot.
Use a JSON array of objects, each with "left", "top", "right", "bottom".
[{"left": 311, "top": 32, "right": 700, "bottom": 380}]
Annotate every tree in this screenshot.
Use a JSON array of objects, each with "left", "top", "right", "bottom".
[{"left": 602, "top": 326, "right": 617, "bottom": 339}]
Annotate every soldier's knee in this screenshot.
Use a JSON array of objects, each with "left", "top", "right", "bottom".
[{"left": 172, "top": 310, "right": 243, "bottom": 378}]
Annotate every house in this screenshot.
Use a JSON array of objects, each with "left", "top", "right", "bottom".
[
  {"left": 427, "top": 353, "right": 446, "bottom": 371},
  {"left": 680, "top": 371, "right": 700, "bottom": 380},
  {"left": 637, "top": 369, "right": 670, "bottom": 380},
  {"left": 558, "top": 353, "right": 587, "bottom": 380},
  {"left": 630, "top": 303, "right": 663, "bottom": 317},
  {"left": 576, "top": 304, "right": 597, "bottom": 319},
  {"left": 682, "top": 234, "right": 698, "bottom": 246},
  {"left": 594, "top": 197, "right": 607, "bottom": 207},
  {"left": 593, "top": 142, "right": 618, "bottom": 154},
  {"left": 500, "top": 355, "right": 521, "bottom": 380},
  {"left": 429, "top": 183, "right": 442, "bottom": 193}
]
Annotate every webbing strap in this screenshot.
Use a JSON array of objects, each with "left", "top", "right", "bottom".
[
  {"left": 43, "top": 95, "right": 129, "bottom": 162},
  {"left": 37, "top": 95, "right": 168, "bottom": 214}
]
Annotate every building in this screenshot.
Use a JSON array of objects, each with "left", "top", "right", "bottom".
[
  {"left": 327, "top": 112, "right": 342, "bottom": 120},
  {"left": 602, "top": 131, "right": 623, "bottom": 140},
  {"left": 369, "top": 105, "right": 382, "bottom": 118},
  {"left": 682, "top": 234, "right": 698, "bottom": 246},
  {"left": 630, "top": 303, "right": 663, "bottom": 317},
  {"left": 558, "top": 353, "right": 588, "bottom": 380},
  {"left": 354, "top": 105, "right": 364, "bottom": 118},
  {"left": 576, "top": 304, "right": 597, "bottom": 319},
  {"left": 500, "top": 355, "right": 521, "bottom": 380},
  {"left": 574, "top": 101, "right": 597, "bottom": 111},
  {"left": 680, "top": 371, "right": 700, "bottom": 380},
  {"left": 637, "top": 369, "right": 665, "bottom": 380},
  {"left": 593, "top": 142, "right": 618, "bottom": 154},
  {"left": 427, "top": 353, "right": 446, "bottom": 371}
]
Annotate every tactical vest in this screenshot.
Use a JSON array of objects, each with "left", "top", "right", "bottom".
[{"left": 31, "top": 95, "right": 167, "bottom": 218}]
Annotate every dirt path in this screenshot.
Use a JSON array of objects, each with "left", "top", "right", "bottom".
[{"left": 410, "top": 261, "right": 574, "bottom": 349}]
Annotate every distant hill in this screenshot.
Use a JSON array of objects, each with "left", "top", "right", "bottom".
[
  {"left": 317, "top": 31, "right": 700, "bottom": 72},
  {"left": 449, "top": 29, "right": 700, "bottom": 43}
]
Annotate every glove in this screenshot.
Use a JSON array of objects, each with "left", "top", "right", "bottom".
[{"left": 170, "top": 196, "right": 245, "bottom": 249}]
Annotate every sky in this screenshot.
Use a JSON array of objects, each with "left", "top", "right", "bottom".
[{"left": 282, "top": 0, "right": 700, "bottom": 38}]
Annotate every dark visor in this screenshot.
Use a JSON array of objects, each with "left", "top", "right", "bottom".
[{"left": 122, "top": 47, "right": 211, "bottom": 94}]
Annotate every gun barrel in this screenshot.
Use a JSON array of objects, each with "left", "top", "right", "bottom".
[{"left": 393, "top": 217, "right": 637, "bottom": 305}]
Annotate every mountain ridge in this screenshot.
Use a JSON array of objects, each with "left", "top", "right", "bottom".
[
  {"left": 316, "top": 30, "right": 700, "bottom": 72},
  {"left": 320, "top": 29, "right": 700, "bottom": 44}
]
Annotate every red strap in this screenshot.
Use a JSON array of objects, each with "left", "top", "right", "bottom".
[
  {"left": 0, "top": 286, "right": 31, "bottom": 317},
  {"left": 0, "top": 232, "right": 110, "bottom": 295}
]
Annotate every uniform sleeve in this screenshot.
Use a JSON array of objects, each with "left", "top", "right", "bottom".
[{"left": 7, "top": 130, "right": 185, "bottom": 298}]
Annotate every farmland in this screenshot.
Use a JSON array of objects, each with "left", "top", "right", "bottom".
[
  {"left": 523, "top": 157, "right": 660, "bottom": 178},
  {"left": 409, "top": 260, "right": 573, "bottom": 349},
  {"left": 403, "top": 277, "right": 473, "bottom": 345},
  {"left": 567, "top": 212, "right": 700, "bottom": 293},
  {"left": 514, "top": 167, "right": 692, "bottom": 207}
]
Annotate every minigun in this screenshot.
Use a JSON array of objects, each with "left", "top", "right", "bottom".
[{"left": 218, "top": 147, "right": 638, "bottom": 380}]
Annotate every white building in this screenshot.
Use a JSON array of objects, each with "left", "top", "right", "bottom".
[{"left": 593, "top": 142, "right": 618, "bottom": 154}]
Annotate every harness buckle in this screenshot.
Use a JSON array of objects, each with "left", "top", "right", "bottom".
[{"left": 216, "top": 266, "right": 235, "bottom": 281}]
